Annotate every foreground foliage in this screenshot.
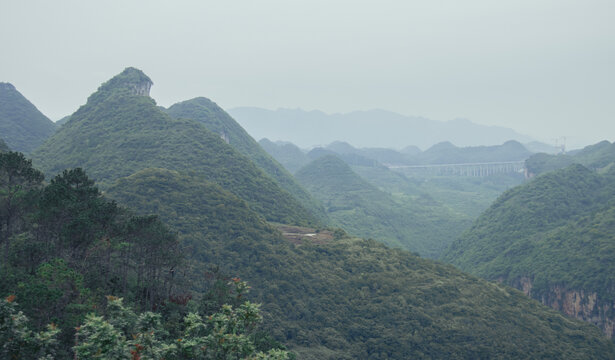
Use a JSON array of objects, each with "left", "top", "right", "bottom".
[
  {"left": 2, "top": 287, "right": 289, "bottom": 359},
  {"left": 0, "top": 152, "right": 288, "bottom": 358}
]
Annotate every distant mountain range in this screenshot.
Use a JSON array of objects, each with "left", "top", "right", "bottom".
[{"left": 228, "top": 107, "right": 534, "bottom": 149}]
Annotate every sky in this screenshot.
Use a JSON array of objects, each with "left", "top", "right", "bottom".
[{"left": 1, "top": 0, "right": 613, "bottom": 149}]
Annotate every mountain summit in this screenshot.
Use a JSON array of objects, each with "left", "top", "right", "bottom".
[
  {"left": 98, "top": 67, "right": 152, "bottom": 96},
  {"left": 31, "top": 68, "right": 317, "bottom": 225}
]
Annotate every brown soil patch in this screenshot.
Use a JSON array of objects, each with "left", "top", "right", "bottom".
[{"left": 275, "top": 224, "right": 334, "bottom": 245}]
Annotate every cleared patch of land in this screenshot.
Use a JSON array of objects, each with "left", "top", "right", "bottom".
[{"left": 275, "top": 224, "right": 334, "bottom": 245}]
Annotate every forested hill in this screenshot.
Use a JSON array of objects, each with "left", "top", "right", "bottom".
[
  {"left": 165, "top": 97, "right": 326, "bottom": 222},
  {"left": 443, "top": 163, "right": 615, "bottom": 337},
  {"left": 30, "top": 67, "right": 317, "bottom": 226},
  {"left": 0, "top": 154, "right": 183, "bottom": 358},
  {"left": 0, "top": 82, "right": 57, "bottom": 153},
  {"left": 295, "top": 155, "right": 475, "bottom": 258},
  {"left": 260, "top": 139, "right": 532, "bottom": 176},
  {"left": 105, "top": 166, "right": 615, "bottom": 359},
  {"left": 525, "top": 140, "right": 615, "bottom": 176}
]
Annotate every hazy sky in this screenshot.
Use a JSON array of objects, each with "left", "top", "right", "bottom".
[{"left": 1, "top": 0, "right": 613, "bottom": 148}]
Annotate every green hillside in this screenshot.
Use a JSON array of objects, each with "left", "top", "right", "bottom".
[
  {"left": 106, "top": 167, "right": 615, "bottom": 359},
  {"left": 165, "top": 98, "right": 326, "bottom": 222},
  {"left": 443, "top": 164, "right": 615, "bottom": 337},
  {"left": 295, "top": 155, "right": 473, "bottom": 258},
  {"left": 106, "top": 167, "right": 279, "bottom": 270},
  {"left": 0, "top": 82, "right": 57, "bottom": 153},
  {"left": 525, "top": 140, "right": 615, "bottom": 176},
  {"left": 31, "top": 68, "right": 316, "bottom": 225},
  {"left": 264, "top": 139, "right": 523, "bottom": 224}
]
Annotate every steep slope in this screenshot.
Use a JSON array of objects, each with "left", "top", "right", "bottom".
[
  {"left": 0, "top": 82, "right": 57, "bottom": 153},
  {"left": 444, "top": 164, "right": 615, "bottom": 337},
  {"left": 165, "top": 98, "right": 326, "bottom": 222},
  {"left": 295, "top": 155, "right": 472, "bottom": 258},
  {"left": 31, "top": 67, "right": 316, "bottom": 225},
  {"left": 107, "top": 167, "right": 615, "bottom": 359}
]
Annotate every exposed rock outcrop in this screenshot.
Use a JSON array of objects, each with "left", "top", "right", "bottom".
[
  {"left": 512, "top": 277, "right": 615, "bottom": 338},
  {"left": 129, "top": 80, "right": 151, "bottom": 97}
]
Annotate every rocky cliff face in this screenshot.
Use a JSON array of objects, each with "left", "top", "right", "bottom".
[
  {"left": 129, "top": 81, "right": 151, "bottom": 96},
  {"left": 513, "top": 277, "right": 615, "bottom": 338}
]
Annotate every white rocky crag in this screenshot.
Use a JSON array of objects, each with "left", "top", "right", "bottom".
[{"left": 129, "top": 80, "right": 152, "bottom": 97}]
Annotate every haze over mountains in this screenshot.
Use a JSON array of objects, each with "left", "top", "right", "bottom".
[
  {"left": 229, "top": 107, "right": 534, "bottom": 150},
  {"left": 3, "top": 67, "right": 615, "bottom": 358}
]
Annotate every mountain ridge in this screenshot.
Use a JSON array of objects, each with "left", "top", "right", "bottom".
[
  {"left": 228, "top": 106, "right": 533, "bottom": 149},
  {"left": 31, "top": 67, "right": 317, "bottom": 226},
  {"left": 0, "top": 82, "right": 57, "bottom": 153},
  {"left": 165, "top": 97, "right": 327, "bottom": 222}
]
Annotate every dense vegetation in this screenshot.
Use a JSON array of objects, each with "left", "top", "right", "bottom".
[
  {"left": 525, "top": 140, "right": 615, "bottom": 176},
  {"left": 0, "top": 82, "right": 57, "bottom": 153},
  {"left": 443, "top": 163, "right": 615, "bottom": 335},
  {"left": 2, "top": 280, "right": 289, "bottom": 359},
  {"left": 31, "top": 68, "right": 316, "bottom": 226},
  {"left": 295, "top": 155, "right": 472, "bottom": 258},
  {"left": 263, "top": 138, "right": 526, "bottom": 221},
  {"left": 0, "top": 152, "right": 182, "bottom": 356},
  {"left": 105, "top": 165, "right": 615, "bottom": 358},
  {"left": 165, "top": 98, "right": 326, "bottom": 223},
  {"left": 10, "top": 68, "right": 615, "bottom": 358}
]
